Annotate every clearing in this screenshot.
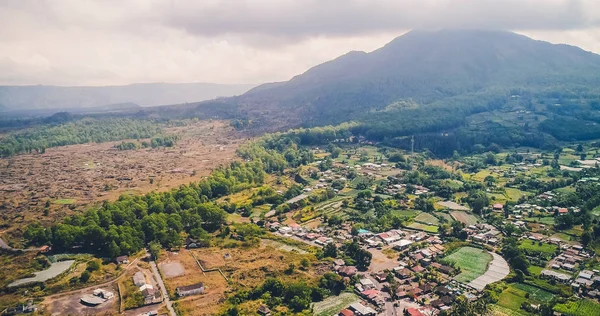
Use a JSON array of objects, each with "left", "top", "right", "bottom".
[{"left": 9, "top": 260, "right": 75, "bottom": 287}]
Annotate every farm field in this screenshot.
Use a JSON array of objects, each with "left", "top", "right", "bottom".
[
  {"left": 407, "top": 222, "right": 439, "bottom": 233},
  {"left": 0, "top": 120, "right": 242, "bottom": 238},
  {"left": 519, "top": 240, "right": 558, "bottom": 256},
  {"left": 414, "top": 212, "right": 439, "bottom": 225},
  {"left": 312, "top": 293, "right": 360, "bottom": 316},
  {"left": 443, "top": 247, "right": 492, "bottom": 283},
  {"left": 554, "top": 299, "right": 600, "bottom": 316},
  {"left": 450, "top": 211, "right": 480, "bottom": 225}
]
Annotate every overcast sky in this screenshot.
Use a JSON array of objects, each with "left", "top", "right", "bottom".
[{"left": 2, "top": 0, "right": 600, "bottom": 86}]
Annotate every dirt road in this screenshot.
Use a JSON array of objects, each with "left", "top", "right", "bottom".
[{"left": 149, "top": 254, "right": 175, "bottom": 316}]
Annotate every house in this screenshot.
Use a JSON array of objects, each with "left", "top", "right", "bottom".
[
  {"left": 395, "top": 268, "right": 413, "bottom": 279},
  {"left": 338, "top": 266, "right": 358, "bottom": 277},
  {"left": 39, "top": 245, "right": 51, "bottom": 253},
  {"left": 359, "top": 278, "right": 375, "bottom": 289},
  {"left": 257, "top": 304, "right": 271, "bottom": 316},
  {"left": 558, "top": 208, "right": 569, "bottom": 215},
  {"left": 176, "top": 283, "right": 204, "bottom": 297},
  {"left": 339, "top": 309, "right": 355, "bottom": 316},
  {"left": 493, "top": 204, "right": 503, "bottom": 211},
  {"left": 349, "top": 303, "right": 376, "bottom": 316},
  {"left": 541, "top": 270, "right": 571, "bottom": 283},
  {"left": 411, "top": 265, "right": 425, "bottom": 273},
  {"left": 116, "top": 255, "right": 129, "bottom": 264},
  {"left": 419, "top": 283, "right": 433, "bottom": 294},
  {"left": 133, "top": 271, "right": 146, "bottom": 287},
  {"left": 406, "top": 307, "right": 424, "bottom": 316}
]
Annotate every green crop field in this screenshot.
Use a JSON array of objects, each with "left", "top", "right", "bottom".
[
  {"left": 554, "top": 299, "right": 600, "bottom": 316},
  {"left": 519, "top": 240, "right": 558, "bottom": 255},
  {"left": 407, "top": 222, "right": 439, "bottom": 233},
  {"left": 443, "top": 247, "right": 492, "bottom": 283},
  {"left": 511, "top": 283, "right": 554, "bottom": 302},
  {"left": 414, "top": 212, "right": 439, "bottom": 225},
  {"left": 391, "top": 209, "right": 418, "bottom": 218},
  {"left": 437, "top": 212, "right": 455, "bottom": 223}
]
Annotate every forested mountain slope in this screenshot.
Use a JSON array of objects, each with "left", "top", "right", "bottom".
[{"left": 231, "top": 29, "right": 600, "bottom": 127}]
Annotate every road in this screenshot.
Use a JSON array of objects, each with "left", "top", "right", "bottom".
[{"left": 149, "top": 253, "right": 176, "bottom": 316}]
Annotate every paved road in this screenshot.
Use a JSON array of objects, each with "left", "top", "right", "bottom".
[
  {"left": 467, "top": 252, "right": 510, "bottom": 291},
  {"left": 149, "top": 254, "right": 176, "bottom": 316}
]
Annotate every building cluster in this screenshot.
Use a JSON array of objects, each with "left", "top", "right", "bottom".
[
  {"left": 80, "top": 289, "right": 114, "bottom": 306},
  {"left": 464, "top": 224, "right": 502, "bottom": 246},
  {"left": 132, "top": 271, "right": 162, "bottom": 305}
]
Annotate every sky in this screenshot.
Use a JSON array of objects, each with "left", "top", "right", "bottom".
[{"left": 2, "top": 0, "right": 600, "bottom": 86}]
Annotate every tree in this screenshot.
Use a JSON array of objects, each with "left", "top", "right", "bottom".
[
  {"left": 355, "top": 249, "right": 372, "bottom": 270},
  {"left": 148, "top": 241, "right": 161, "bottom": 260},
  {"left": 108, "top": 240, "right": 121, "bottom": 259},
  {"left": 80, "top": 270, "right": 91, "bottom": 283}
]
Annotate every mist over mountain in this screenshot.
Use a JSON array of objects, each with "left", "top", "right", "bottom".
[
  {"left": 0, "top": 82, "right": 256, "bottom": 112},
  {"left": 224, "top": 29, "right": 600, "bottom": 128}
]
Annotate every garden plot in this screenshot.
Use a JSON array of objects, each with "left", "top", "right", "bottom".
[
  {"left": 450, "top": 211, "right": 480, "bottom": 225},
  {"left": 414, "top": 212, "right": 439, "bottom": 225}
]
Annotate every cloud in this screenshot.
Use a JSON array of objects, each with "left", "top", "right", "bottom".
[
  {"left": 164, "top": 0, "right": 599, "bottom": 39},
  {"left": 1, "top": 0, "right": 600, "bottom": 86}
]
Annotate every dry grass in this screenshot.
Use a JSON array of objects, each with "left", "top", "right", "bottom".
[
  {"left": 165, "top": 245, "right": 320, "bottom": 316},
  {"left": 0, "top": 120, "right": 243, "bottom": 239}
]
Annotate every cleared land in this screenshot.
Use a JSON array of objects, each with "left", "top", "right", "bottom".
[
  {"left": 9, "top": 260, "right": 75, "bottom": 287},
  {"left": 444, "top": 247, "right": 492, "bottom": 284},
  {"left": 0, "top": 121, "right": 242, "bottom": 239},
  {"left": 450, "top": 211, "right": 480, "bottom": 225},
  {"left": 437, "top": 201, "right": 469, "bottom": 211}
]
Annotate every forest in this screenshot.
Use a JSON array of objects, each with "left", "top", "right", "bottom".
[
  {"left": 0, "top": 117, "right": 163, "bottom": 157},
  {"left": 24, "top": 161, "right": 266, "bottom": 257}
]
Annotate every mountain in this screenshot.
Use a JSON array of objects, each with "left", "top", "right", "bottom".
[
  {"left": 0, "top": 82, "right": 256, "bottom": 112},
  {"left": 219, "top": 29, "right": 600, "bottom": 129}
]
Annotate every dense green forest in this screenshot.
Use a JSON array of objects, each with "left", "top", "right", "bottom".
[
  {"left": 0, "top": 117, "right": 162, "bottom": 157},
  {"left": 24, "top": 161, "right": 266, "bottom": 256}
]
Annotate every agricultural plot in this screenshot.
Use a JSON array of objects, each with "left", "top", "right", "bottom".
[
  {"left": 511, "top": 283, "right": 554, "bottom": 302},
  {"left": 443, "top": 247, "right": 492, "bottom": 283},
  {"left": 312, "top": 293, "right": 360, "bottom": 316},
  {"left": 523, "top": 217, "right": 555, "bottom": 225},
  {"left": 391, "top": 209, "right": 418, "bottom": 218},
  {"left": 450, "top": 211, "right": 480, "bottom": 225},
  {"left": 519, "top": 240, "right": 558, "bottom": 256},
  {"left": 437, "top": 212, "right": 455, "bottom": 223},
  {"left": 414, "top": 212, "right": 439, "bottom": 225},
  {"left": 554, "top": 299, "right": 600, "bottom": 316},
  {"left": 407, "top": 222, "right": 439, "bottom": 233}
]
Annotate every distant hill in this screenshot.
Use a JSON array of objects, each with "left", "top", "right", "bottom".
[
  {"left": 0, "top": 82, "right": 256, "bottom": 112},
  {"left": 224, "top": 29, "right": 600, "bottom": 128}
]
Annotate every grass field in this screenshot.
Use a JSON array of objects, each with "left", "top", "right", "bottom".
[
  {"left": 527, "top": 265, "right": 544, "bottom": 276},
  {"left": 511, "top": 283, "right": 553, "bottom": 302},
  {"left": 554, "top": 299, "right": 600, "bottom": 316},
  {"left": 414, "top": 212, "right": 440, "bottom": 225},
  {"left": 54, "top": 198, "right": 76, "bottom": 205},
  {"left": 312, "top": 293, "right": 360, "bottom": 316},
  {"left": 450, "top": 211, "right": 480, "bottom": 225},
  {"left": 443, "top": 247, "right": 492, "bottom": 283},
  {"left": 519, "top": 240, "right": 558, "bottom": 255},
  {"left": 407, "top": 222, "right": 439, "bottom": 233},
  {"left": 523, "top": 217, "right": 555, "bottom": 225},
  {"left": 391, "top": 209, "right": 418, "bottom": 218}
]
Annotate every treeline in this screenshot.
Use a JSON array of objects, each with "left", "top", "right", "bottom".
[
  {"left": 114, "top": 135, "right": 179, "bottom": 151},
  {"left": 0, "top": 117, "right": 163, "bottom": 157},
  {"left": 24, "top": 161, "right": 266, "bottom": 257}
]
